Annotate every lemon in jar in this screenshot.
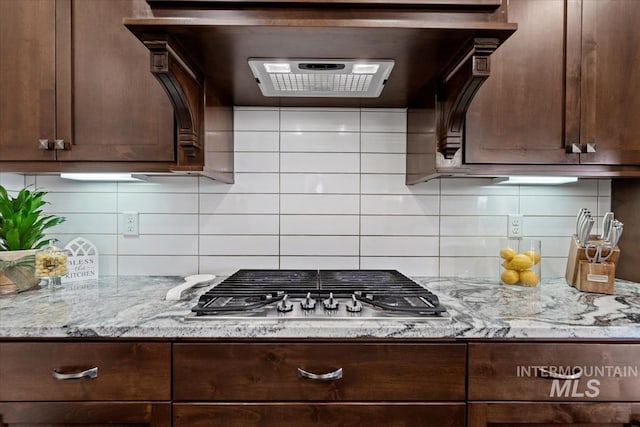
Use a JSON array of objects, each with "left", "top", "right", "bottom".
[
  {"left": 510, "top": 254, "right": 534, "bottom": 271},
  {"left": 500, "top": 247, "right": 517, "bottom": 261},
  {"left": 501, "top": 269, "right": 520, "bottom": 285},
  {"left": 523, "top": 250, "right": 541, "bottom": 265},
  {"left": 519, "top": 269, "right": 539, "bottom": 286}
]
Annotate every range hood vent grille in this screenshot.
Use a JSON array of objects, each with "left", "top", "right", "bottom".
[{"left": 248, "top": 59, "right": 394, "bottom": 98}]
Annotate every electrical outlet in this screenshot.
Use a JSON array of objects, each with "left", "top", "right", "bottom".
[
  {"left": 123, "top": 212, "right": 139, "bottom": 236},
  {"left": 508, "top": 214, "right": 524, "bottom": 238}
]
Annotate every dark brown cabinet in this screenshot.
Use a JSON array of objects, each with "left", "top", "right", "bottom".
[
  {"left": 0, "top": 342, "right": 172, "bottom": 426},
  {"left": 468, "top": 342, "right": 640, "bottom": 426},
  {"left": 465, "top": 0, "right": 640, "bottom": 167},
  {"left": 0, "top": 0, "right": 175, "bottom": 170},
  {"left": 173, "top": 342, "right": 466, "bottom": 426}
]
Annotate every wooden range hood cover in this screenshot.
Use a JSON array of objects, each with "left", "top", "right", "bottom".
[{"left": 124, "top": 0, "right": 516, "bottom": 176}]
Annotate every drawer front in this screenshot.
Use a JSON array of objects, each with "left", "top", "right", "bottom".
[
  {"left": 174, "top": 403, "right": 465, "bottom": 427},
  {"left": 174, "top": 343, "right": 465, "bottom": 401},
  {"left": 0, "top": 342, "right": 171, "bottom": 401},
  {"left": 469, "top": 343, "right": 640, "bottom": 401}
]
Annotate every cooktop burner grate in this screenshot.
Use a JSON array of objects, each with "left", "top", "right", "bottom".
[{"left": 190, "top": 269, "right": 448, "bottom": 319}]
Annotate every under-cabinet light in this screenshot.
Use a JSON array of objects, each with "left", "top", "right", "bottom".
[
  {"left": 352, "top": 63, "right": 380, "bottom": 74},
  {"left": 60, "top": 173, "right": 148, "bottom": 182},
  {"left": 493, "top": 176, "right": 578, "bottom": 185}
]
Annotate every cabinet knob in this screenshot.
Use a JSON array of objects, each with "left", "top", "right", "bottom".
[
  {"left": 585, "top": 143, "right": 597, "bottom": 153},
  {"left": 568, "top": 143, "right": 582, "bottom": 154},
  {"left": 38, "top": 139, "right": 53, "bottom": 150},
  {"left": 53, "top": 139, "right": 66, "bottom": 150}
]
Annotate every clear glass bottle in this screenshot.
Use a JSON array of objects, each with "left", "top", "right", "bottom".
[
  {"left": 35, "top": 241, "right": 69, "bottom": 289},
  {"left": 499, "top": 238, "right": 542, "bottom": 287}
]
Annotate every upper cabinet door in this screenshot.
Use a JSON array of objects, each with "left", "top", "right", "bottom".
[
  {"left": 0, "top": 0, "right": 56, "bottom": 161},
  {"left": 56, "top": 0, "right": 175, "bottom": 162},
  {"left": 464, "top": 0, "right": 575, "bottom": 165},
  {"left": 578, "top": 0, "right": 640, "bottom": 165}
]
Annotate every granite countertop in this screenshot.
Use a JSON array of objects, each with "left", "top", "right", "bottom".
[{"left": 1, "top": 276, "right": 639, "bottom": 339}]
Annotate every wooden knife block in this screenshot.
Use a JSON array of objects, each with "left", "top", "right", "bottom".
[{"left": 565, "top": 234, "right": 620, "bottom": 294}]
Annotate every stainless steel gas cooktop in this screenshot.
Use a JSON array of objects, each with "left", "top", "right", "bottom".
[{"left": 187, "top": 269, "right": 449, "bottom": 321}]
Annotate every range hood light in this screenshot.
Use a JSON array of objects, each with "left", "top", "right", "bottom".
[
  {"left": 352, "top": 63, "right": 380, "bottom": 74},
  {"left": 60, "top": 173, "right": 148, "bottom": 182},
  {"left": 493, "top": 176, "right": 579, "bottom": 185},
  {"left": 264, "top": 62, "right": 291, "bottom": 73}
]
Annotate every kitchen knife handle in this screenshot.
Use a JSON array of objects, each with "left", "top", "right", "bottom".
[
  {"left": 52, "top": 366, "right": 98, "bottom": 380},
  {"left": 297, "top": 367, "right": 343, "bottom": 381},
  {"left": 536, "top": 366, "right": 583, "bottom": 380}
]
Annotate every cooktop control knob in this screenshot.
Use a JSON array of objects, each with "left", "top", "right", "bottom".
[
  {"left": 301, "top": 292, "right": 316, "bottom": 310},
  {"left": 277, "top": 294, "right": 293, "bottom": 312},
  {"left": 323, "top": 292, "right": 339, "bottom": 310},
  {"left": 346, "top": 294, "right": 362, "bottom": 313}
]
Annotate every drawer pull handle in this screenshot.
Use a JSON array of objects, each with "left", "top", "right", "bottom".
[
  {"left": 297, "top": 367, "right": 343, "bottom": 381},
  {"left": 537, "top": 366, "right": 582, "bottom": 380},
  {"left": 52, "top": 367, "right": 98, "bottom": 380}
]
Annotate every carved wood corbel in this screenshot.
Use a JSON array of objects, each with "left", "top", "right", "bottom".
[
  {"left": 437, "top": 38, "right": 500, "bottom": 160},
  {"left": 144, "top": 37, "right": 204, "bottom": 169}
]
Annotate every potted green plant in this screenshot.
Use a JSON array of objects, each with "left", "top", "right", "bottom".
[{"left": 0, "top": 185, "right": 66, "bottom": 293}]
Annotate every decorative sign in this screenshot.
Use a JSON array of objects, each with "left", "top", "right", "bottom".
[{"left": 61, "top": 237, "right": 99, "bottom": 283}]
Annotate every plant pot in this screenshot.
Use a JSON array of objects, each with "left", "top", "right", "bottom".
[{"left": 0, "top": 249, "right": 40, "bottom": 294}]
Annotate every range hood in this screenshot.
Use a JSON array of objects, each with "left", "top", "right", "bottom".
[{"left": 124, "top": 0, "right": 516, "bottom": 182}]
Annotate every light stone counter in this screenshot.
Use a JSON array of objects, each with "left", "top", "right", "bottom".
[{"left": 1, "top": 276, "right": 639, "bottom": 339}]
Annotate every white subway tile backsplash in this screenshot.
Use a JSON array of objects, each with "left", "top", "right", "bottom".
[
  {"left": 281, "top": 194, "right": 359, "bottom": 215},
  {"left": 280, "top": 256, "right": 359, "bottom": 270},
  {"left": 54, "top": 213, "right": 118, "bottom": 235},
  {"left": 280, "top": 173, "right": 359, "bottom": 194},
  {"left": 200, "top": 214, "right": 279, "bottom": 235},
  {"left": 280, "top": 215, "right": 359, "bottom": 235},
  {"left": 235, "top": 152, "right": 280, "bottom": 173},
  {"left": 361, "top": 236, "right": 439, "bottom": 257},
  {"left": 361, "top": 133, "right": 406, "bottom": 153},
  {"left": 440, "top": 237, "right": 501, "bottom": 257},
  {"left": 361, "top": 109, "right": 407, "bottom": 133},
  {"left": 0, "top": 173, "right": 25, "bottom": 191},
  {"left": 23, "top": 108, "right": 608, "bottom": 278},
  {"left": 200, "top": 235, "right": 279, "bottom": 256},
  {"left": 118, "top": 255, "right": 198, "bottom": 276},
  {"left": 360, "top": 257, "right": 439, "bottom": 277},
  {"left": 137, "top": 214, "right": 199, "bottom": 235},
  {"left": 361, "top": 153, "right": 405, "bottom": 174},
  {"left": 199, "top": 256, "right": 280, "bottom": 275},
  {"left": 361, "top": 195, "right": 439, "bottom": 216},
  {"left": 45, "top": 193, "right": 117, "bottom": 214},
  {"left": 234, "top": 131, "right": 280, "bottom": 152},
  {"left": 361, "top": 174, "right": 439, "bottom": 195},
  {"left": 360, "top": 216, "right": 438, "bottom": 236},
  {"left": 281, "top": 153, "right": 359, "bottom": 173},
  {"left": 200, "top": 194, "right": 279, "bottom": 214},
  {"left": 280, "top": 236, "right": 359, "bottom": 256},
  {"left": 440, "top": 216, "right": 506, "bottom": 236},
  {"left": 119, "top": 193, "right": 198, "bottom": 214},
  {"left": 118, "top": 235, "right": 198, "bottom": 256},
  {"left": 234, "top": 108, "right": 279, "bottom": 131},
  {"left": 200, "top": 173, "right": 279, "bottom": 194},
  {"left": 281, "top": 110, "right": 359, "bottom": 132},
  {"left": 520, "top": 196, "right": 597, "bottom": 216},
  {"left": 440, "top": 195, "right": 519, "bottom": 216},
  {"left": 281, "top": 132, "right": 359, "bottom": 152}
]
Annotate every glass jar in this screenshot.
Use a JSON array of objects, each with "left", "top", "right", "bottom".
[
  {"left": 35, "top": 242, "right": 69, "bottom": 288},
  {"left": 499, "top": 238, "right": 542, "bottom": 287}
]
